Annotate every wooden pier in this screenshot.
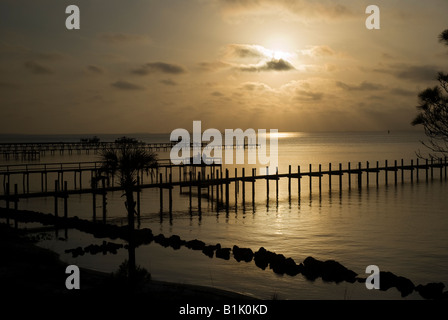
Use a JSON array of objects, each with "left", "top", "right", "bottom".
[
  {"left": 0, "top": 157, "right": 447, "bottom": 222},
  {"left": 0, "top": 141, "right": 259, "bottom": 159}
]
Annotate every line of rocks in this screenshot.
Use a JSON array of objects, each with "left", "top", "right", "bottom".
[
  {"left": 65, "top": 241, "right": 124, "bottom": 258},
  {"left": 1, "top": 208, "right": 446, "bottom": 300}
]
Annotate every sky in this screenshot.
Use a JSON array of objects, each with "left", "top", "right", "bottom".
[{"left": 0, "top": 0, "right": 447, "bottom": 134}]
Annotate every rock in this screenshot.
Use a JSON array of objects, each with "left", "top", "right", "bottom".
[
  {"left": 321, "top": 260, "right": 357, "bottom": 283},
  {"left": 185, "top": 239, "right": 206, "bottom": 251},
  {"left": 396, "top": 276, "right": 415, "bottom": 297},
  {"left": 154, "top": 234, "right": 169, "bottom": 247},
  {"left": 416, "top": 282, "right": 445, "bottom": 300},
  {"left": 254, "top": 247, "right": 270, "bottom": 270},
  {"left": 216, "top": 247, "right": 231, "bottom": 260},
  {"left": 300, "top": 257, "right": 357, "bottom": 283},
  {"left": 379, "top": 271, "right": 399, "bottom": 291},
  {"left": 284, "top": 258, "right": 301, "bottom": 276},
  {"left": 301, "top": 256, "right": 324, "bottom": 281},
  {"left": 232, "top": 245, "right": 254, "bottom": 263},
  {"left": 167, "top": 235, "right": 183, "bottom": 250},
  {"left": 270, "top": 253, "right": 287, "bottom": 275}
]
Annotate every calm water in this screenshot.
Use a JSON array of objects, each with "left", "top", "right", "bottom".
[{"left": 2, "top": 130, "right": 448, "bottom": 300}]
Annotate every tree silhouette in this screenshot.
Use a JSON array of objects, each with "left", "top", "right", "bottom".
[
  {"left": 98, "top": 137, "right": 157, "bottom": 285},
  {"left": 412, "top": 29, "right": 448, "bottom": 158}
]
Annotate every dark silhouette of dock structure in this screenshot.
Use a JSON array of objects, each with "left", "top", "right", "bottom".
[
  {"left": 1, "top": 157, "right": 447, "bottom": 223},
  {"left": 0, "top": 141, "right": 259, "bottom": 159}
]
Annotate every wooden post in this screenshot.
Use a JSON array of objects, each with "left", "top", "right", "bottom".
[
  {"left": 401, "top": 159, "right": 404, "bottom": 184},
  {"left": 74, "top": 171, "right": 77, "bottom": 189},
  {"left": 339, "top": 163, "right": 342, "bottom": 192},
  {"left": 394, "top": 160, "right": 398, "bottom": 185},
  {"left": 385, "top": 160, "right": 388, "bottom": 186},
  {"left": 225, "top": 169, "right": 229, "bottom": 210},
  {"left": 276, "top": 167, "right": 279, "bottom": 200},
  {"left": 54, "top": 180, "right": 59, "bottom": 218},
  {"left": 220, "top": 169, "right": 223, "bottom": 202},
  {"left": 376, "top": 161, "right": 379, "bottom": 187},
  {"left": 328, "top": 163, "right": 332, "bottom": 191},
  {"left": 5, "top": 183, "right": 9, "bottom": 225},
  {"left": 92, "top": 182, "right": 96, "bottom": 222},
  {"left": 64, "top": 181, "right": 68, "bottom": 219},
  {"left": 411, "top": 158, "right": 418, "bottom": 182},
  {"left": 14, "top": 184, "right": 18, "bottom": 211},
  {"left": 358, "top": 162, "right": 362, "bottom": 189},
  {"left": 288, "top": 165, "right": 291, "bottom": 198},
  {"left": 198, "top": 172, "right": 201, "bottom": 213},
  {"left": 102, "top": 178, "right": 106, "bottom": 223},
  {"left": 169, "top": 174, "right": 173, "bottom": 214},
  {"left": 189, "top": 171, "right": 192, "bottom": 211},
  {"left": 252, "top": 168, "right": 256, "bottom": 207},
  {"left": 266, "top": 166, "right": 270, "bottom": 200},
  {"left": 235, "top": 168, "right": 238, "bottom": 206},
  {"left": 242, "top": 168, "right": 246, "bottom": 206},
  {"left": 160, "top": 173, "right": 163, "bottom": 213},
  {"left": 13, "top": 184, "right": 18, "bottom": 228},
  {"left": 79, "top": 170, "right": 82, "bottom": 190},
  {"left": 426, "top": 159, "right": 429, "bottom": 182},
  {"left": 309, "top": 164, "right": 312, "bottom": 194},
  {"left": 431, "top": 158, "right": 434, "bottom": 180},
  {"left": 298, "top": 166, "right": 301, "bottom": 197},
  {"left": 137, "top": 176, "right": 141, "bottom": 219},
  {"left": 366, "top": 161, "right": 370, "bottom": 187},
  {"left": 318, "top": 164, "right": 322, "bottom": 194},
  {"left": 348, "top": 162, "right": 351, "bottom": 189}
]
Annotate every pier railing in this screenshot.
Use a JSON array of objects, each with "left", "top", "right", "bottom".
[{"left": 0, "top": 157, "right": 447, "bottom": 221}]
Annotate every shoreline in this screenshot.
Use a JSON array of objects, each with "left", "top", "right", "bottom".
[{"left": 0, "top": 222, "right": 257, "bottom": 300}]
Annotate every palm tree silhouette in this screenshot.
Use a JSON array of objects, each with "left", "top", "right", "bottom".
[{"left": 98, "top": 137, "right": 158, "bottom": 285}]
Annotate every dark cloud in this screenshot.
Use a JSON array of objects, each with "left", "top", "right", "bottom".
[
  {"left": 295, "top": 89, "right": 324, "bottom": 101},
  {"left": 336, "top": 81, "right": 384, "bottom": 91},
  {"left": 227, "top": 44, "right": 266, "bottom": 59},
  {"left": 240, "top": 58, "right": 295, "bottom": 72},
  {"left": 240, "top": 82, "right": 272, "bottom": 91},
  {"left": 373, "top": 63, "right": 439, "bottom": 82},
  {"left": 24, "top": 61, "right": 53, "bottom": 75},
  {"left": 211, "top": 91, "right": 224, "bottom": 97},
  {"left": 197, "top": 61, "right": 231, "bottom": 72},
  {"left": 132, "top": 62, "right": 187, "bottom": 75},
  {"left": 111, "top": 80, "right": 144, "bottom": 90},
  {"left": 390, "top": 87, "right": 417, "bottom": 96},
  {"left": 98, "top": 32, "right": 151, "bottom": 44},
  {"left": 160, "top": 79, "right": 177, "bottom": 86},
  {"left": 86, "top": 65, "right": 104, "bottom": 74}
]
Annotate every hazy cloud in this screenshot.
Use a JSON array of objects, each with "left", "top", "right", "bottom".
[
  {"left": 160, "top": 79, "right": 177, "bottom": 86},
  {"left": 24, "top": 61, "right": 53, "bottom": 75},
  {"left": 336, "top": 81, "right": 385, "bottom": 91},
  {"left": 197, "top": 61, "right": 231, "bottom": 72},
  {"left": 111, "top": 80, "right": 144, "bottom": 90},
  {"left": 86, "top": 65, "right": 104, "bottom": 74},
  {"left": 0, "top": 43, "right": 65, "bottom": 61},
  {"left": 132, "top": 62, "right": 187, "bottom": 75},
  {"left": 295, "top": 89, "right": 324, "bottom": 101},
  {"left": 217, "top": 0, "right": 354, "bottom": 21},
  {"left": 239, "top": 58, "right": 295, "bottom": 72},
  {"left": 98, "top": 32, "right": 151, "bottom": 44},
  {"left": 373, "top": 63, "right": 439, "bottom": 82},
  {"left": 227, "top": 44, "right": 267, "bottom": 59},
  {"left": 299, "top": 45, "right": 335, "bottom": 57},
  {"left": 240, "top": 82, "right": 272, "bottom": 91}
]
